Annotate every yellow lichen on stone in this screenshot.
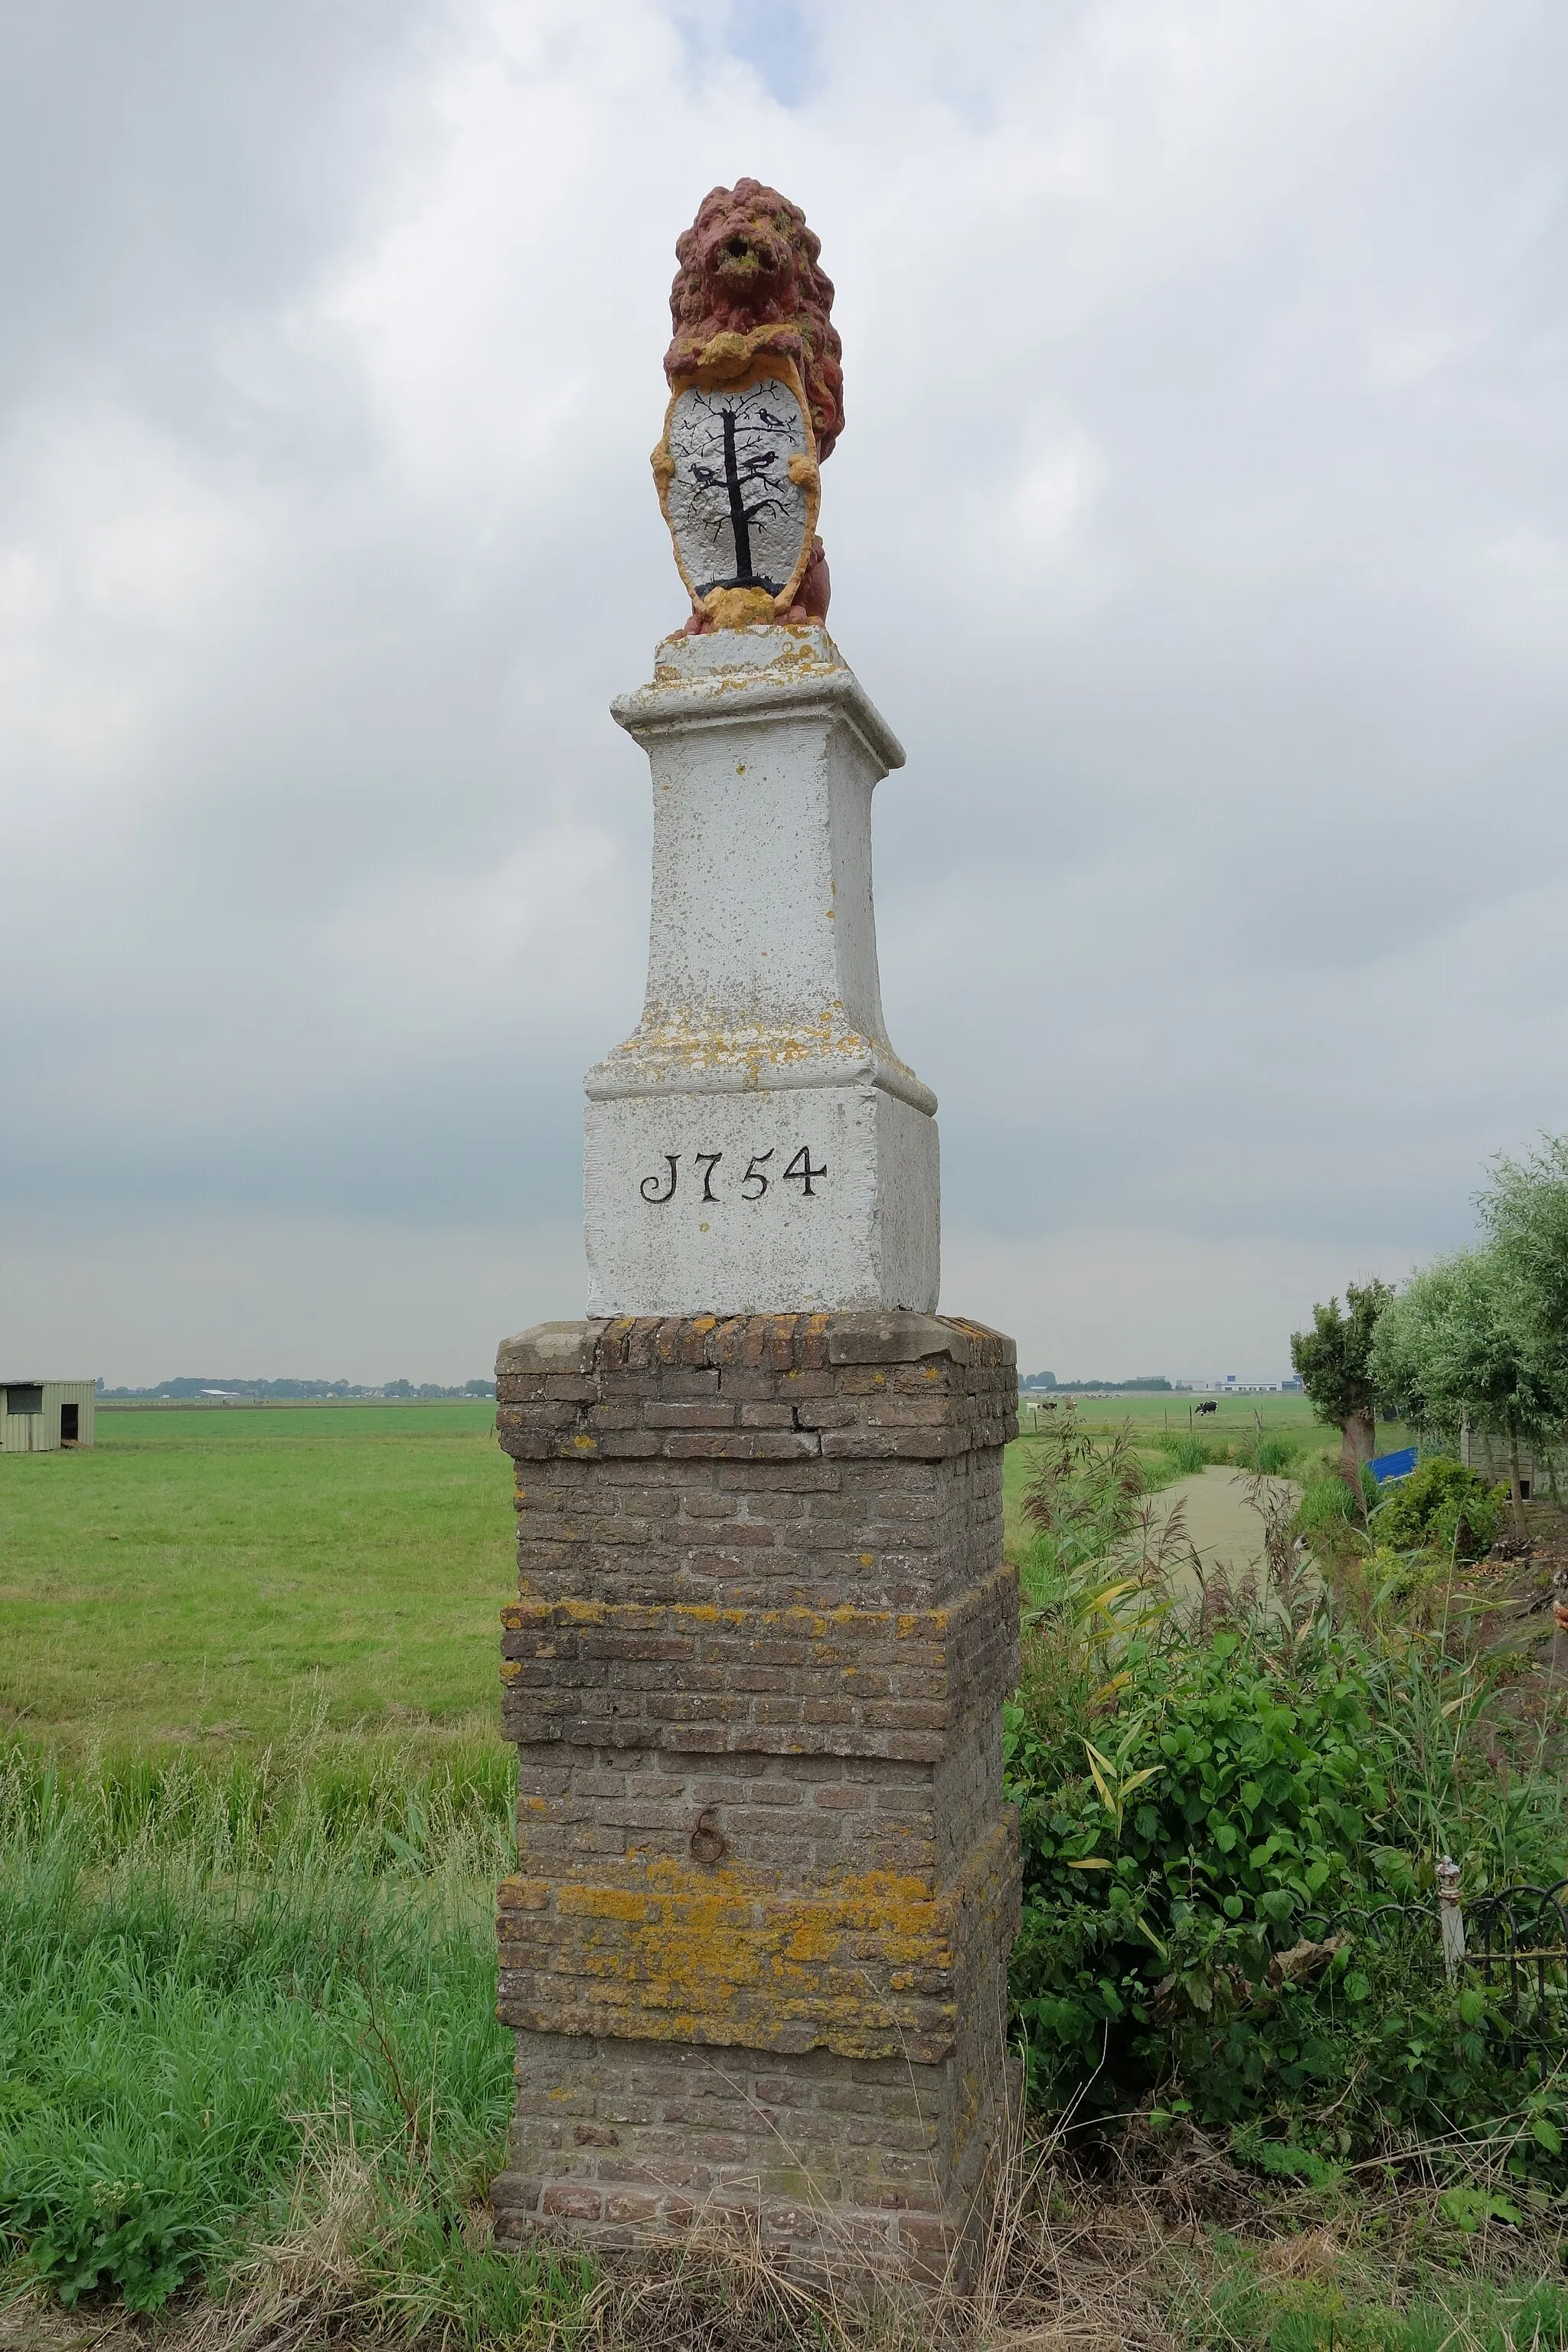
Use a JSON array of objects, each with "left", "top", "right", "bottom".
[
  {"left": 694, "top": 328, "right": 753, "bottom": 377},
  {"left": 503, "top": 1592, "right": 993, "bottom": 1649},
  {"left": 496, "top": 1817, "right": 1017, "bottom": 2060},
  {"left": 599, "top": 997, "right": 928, "bottom": 1096},
  {"left": 701, "top": 586, "right": 776, "bottom": 629}
]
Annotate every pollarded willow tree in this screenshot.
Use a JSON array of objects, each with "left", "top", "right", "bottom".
[
  {"left": 1481, "top": 1134, "right": 1568, "bottom": 1403},
  {"left": 1369, "top": 1244, "right": 1562, "bottom": 1530},
  {"left": 1289, "top": 1279, "right": 1393, "bottom": 1493}
]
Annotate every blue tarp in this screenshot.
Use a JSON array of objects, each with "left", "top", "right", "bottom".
[{"left": 1369, "top": 1446, "right": 1417, "bottom": 1485}]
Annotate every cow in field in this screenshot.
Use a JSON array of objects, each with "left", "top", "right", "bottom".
[{"left": 1195, "top": 1400, "right": 1218, "bottom": 1416}]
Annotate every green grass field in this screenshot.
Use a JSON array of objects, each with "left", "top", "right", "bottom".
[
  {"left": 1020, "top": 1387, "right": 1334, "bottom": 1434},
  {"left": 0, "top": 1404, "right": 514, "bottom": 1759},
  {"left": 0, "top": 1391, "right": 1370, "bottom": 1757}
]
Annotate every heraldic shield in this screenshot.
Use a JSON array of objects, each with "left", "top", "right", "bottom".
[{"left": 655, "top": 354, "right": 821, "bottom": 620}]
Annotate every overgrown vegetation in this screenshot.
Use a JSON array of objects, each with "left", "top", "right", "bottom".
[
  {"left": 1007, "top": 1442, "right": 1568, "bottom": 2211},
  {"left": 1370, "top": 1455, "right": 1507, "bottom": 1564}
]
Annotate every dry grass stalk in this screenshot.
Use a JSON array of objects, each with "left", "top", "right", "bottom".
[{"left": 181, "top": 2111, "right": 383, "bottom": 2352}]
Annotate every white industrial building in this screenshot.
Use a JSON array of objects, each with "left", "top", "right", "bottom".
[{"left": 1, "top": 1380, "right": 96, "bottom": 1452}]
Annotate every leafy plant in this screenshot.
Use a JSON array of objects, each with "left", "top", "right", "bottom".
[
  {"left": 1370, "top": 1455, "right": 1505, "bottom": 1564},
  {"left": 1230, "top": 2125, "right": 1343, "bottom": 2190},
  {"left": 1438, "top": 2185, "right": 1524, "bottom": 2234},
  {"left": 1005, "top": 1609, "right": 1568, "bottom": 2171},
  {"left": 0, "top": 2158, "right": 223, "bottom": 2311}
]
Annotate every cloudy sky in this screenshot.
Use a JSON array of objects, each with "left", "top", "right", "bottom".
[{"left": 2, "top": 0, "right": 1564, "bottom": 1385}]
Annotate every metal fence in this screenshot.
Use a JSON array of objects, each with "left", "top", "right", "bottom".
[{"left": 1303, "top": 1876, "right": 1568, "bottom": 2073}]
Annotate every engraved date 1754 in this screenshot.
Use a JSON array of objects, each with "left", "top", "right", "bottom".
[{"left": 639, "top": 1148, "right": 826, "bottom": 1205}]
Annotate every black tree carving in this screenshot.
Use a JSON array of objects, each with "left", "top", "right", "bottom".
[{"left": 672, "top": 384, "right": 805, "bottom": 596}]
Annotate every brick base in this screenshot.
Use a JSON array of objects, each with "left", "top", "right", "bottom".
[{"left": 492, "top": 1312, "right": 1019, "bottom": 2282}]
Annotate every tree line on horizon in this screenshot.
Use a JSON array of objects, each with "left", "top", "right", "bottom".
[{"left": 97, "top": 1376, "right": 496, "bottom": 1402}]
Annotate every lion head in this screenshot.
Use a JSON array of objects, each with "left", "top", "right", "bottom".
[{"left": 664, "top": 179, "right": 844, "bottom": 460}]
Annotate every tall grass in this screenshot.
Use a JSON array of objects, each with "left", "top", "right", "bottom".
[
  {"left": 1160, "top": 1431, "right": 1216, "bottom": 1474},
  {"left": 0, "top": 1723, "right": 514, "bottom": 1880},
  {"left": 1154, "top": 1427, "right": 1311, "bottom": 1478},
  {"left": 0, "top": 1736, "right": 534, "bottom": 2320}
]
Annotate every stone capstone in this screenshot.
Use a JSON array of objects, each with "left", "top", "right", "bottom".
[{"left": 491, "top": 1310, "right": 1021, "bottom": 2280}]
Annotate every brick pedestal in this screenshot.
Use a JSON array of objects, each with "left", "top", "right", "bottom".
[{"left": 491, "top": 1310, "right": 1019, "bottom": 2279}]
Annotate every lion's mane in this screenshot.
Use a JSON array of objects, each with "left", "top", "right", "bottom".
[{"left": 664, "top": 179, "right": 844, "bottom": 460}]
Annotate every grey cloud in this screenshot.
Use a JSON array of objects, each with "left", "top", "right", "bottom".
[
  {"left": 2, "top": 0, "right": 1566, "bottom": 1377},
  {"left": 0, "top": 2, "right": 430, "bottom": 398}
]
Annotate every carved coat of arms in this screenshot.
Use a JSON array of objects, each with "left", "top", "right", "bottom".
[{"left": 655, "top": 354, "right": 821, "bottom": 628}]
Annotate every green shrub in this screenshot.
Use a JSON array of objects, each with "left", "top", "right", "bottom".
[
  {"left": 1371, "top": 1456, "right": 1505, "bottom": 1563},
  {"left": 1004, "top": 1616, "right": 1568, "bottom": 2172}
]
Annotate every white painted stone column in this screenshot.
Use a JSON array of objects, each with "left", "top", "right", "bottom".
[{"left": 584, "top": 625, "right": 939, "bottom": 1317}]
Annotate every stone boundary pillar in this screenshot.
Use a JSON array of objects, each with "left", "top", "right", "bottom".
[{"left": 491, "top": 1308, "right": 1020, "bottom": 2279}]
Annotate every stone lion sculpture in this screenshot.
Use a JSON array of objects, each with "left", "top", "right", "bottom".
[{"left": 661, "top": 180, "right": 841, "bottom": 629}]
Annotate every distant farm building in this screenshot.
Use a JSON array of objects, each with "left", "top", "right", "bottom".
[{"left": 1, "top": 1380, "right": 96, "bottom": 1452}]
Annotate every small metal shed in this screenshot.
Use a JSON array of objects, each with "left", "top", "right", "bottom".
[{"left": 1, "top": 1380, "right": 96, "bottom": 1453}]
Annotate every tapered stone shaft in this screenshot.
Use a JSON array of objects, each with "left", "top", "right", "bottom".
[{"left": 583, "top": 629, "right": 939, "bottom": 1320}]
